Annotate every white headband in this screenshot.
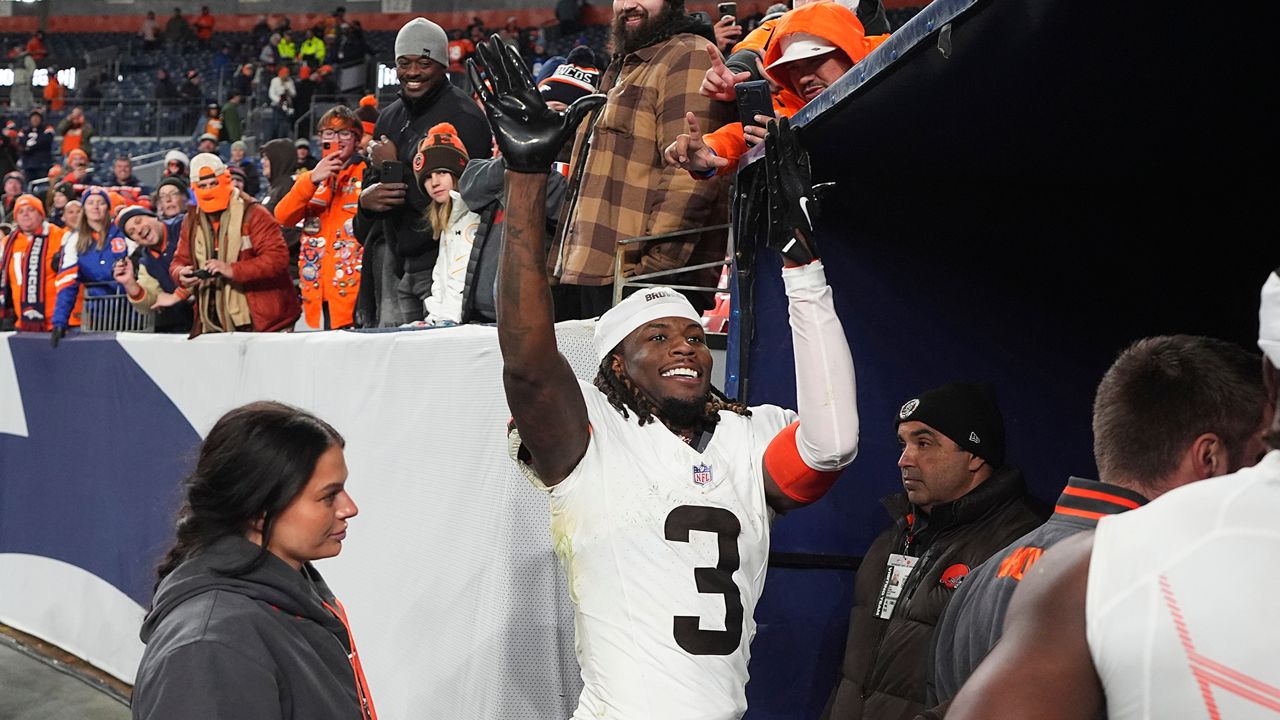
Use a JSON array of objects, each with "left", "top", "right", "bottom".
[
  {"left": 1259, "top": 270, "right": 1280, "bottom": 367},
  {"left": 592, "top": 288, "right": 702, "bottom": 363}
]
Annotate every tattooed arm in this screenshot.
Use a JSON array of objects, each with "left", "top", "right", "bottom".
[{"left": 469, "top": 35, "right": 604, "bottom": 486}]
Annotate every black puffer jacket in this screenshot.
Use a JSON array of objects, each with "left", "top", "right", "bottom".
[{"left": 822, "top": 467, "right": 1045, "bottom": 720}]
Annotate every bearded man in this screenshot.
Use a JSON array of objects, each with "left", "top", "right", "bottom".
[
  {"left": 171, "top": 153, "right": 299, "bottom": 336},
  {"left": 552, "top": 0, "right": 733, "bottom": 319}
]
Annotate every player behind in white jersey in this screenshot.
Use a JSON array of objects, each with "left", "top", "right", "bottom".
[
  {"left": 947, "top": 270, "right": 1280, "bottom": 720},
  {"left": 468, "top": 36, "right": 860, "bottom": 720}
]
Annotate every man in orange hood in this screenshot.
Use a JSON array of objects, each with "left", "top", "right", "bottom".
[{"left": 665, "top": 0, "right": 885, "bottom": 176}]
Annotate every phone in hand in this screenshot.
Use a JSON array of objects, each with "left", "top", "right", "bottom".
[
  {"left": 191, "top": 268, "right": 216, "bottom": 280},
  {"left": 717, "top": 2, "right": 738, "bottom": 23},
  {"left": 381, "top": 160, "right": 405, "bottom": 184},
  {"left": 322, "top": 140, "right": 333, "bottom": 154},
  {"left": 734, "top": 79, "right": 773, "bottom": 129}
]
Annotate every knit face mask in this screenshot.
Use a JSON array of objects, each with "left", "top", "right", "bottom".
[{"left": 194, "top": 172, "right": 233, "bottom": 214}]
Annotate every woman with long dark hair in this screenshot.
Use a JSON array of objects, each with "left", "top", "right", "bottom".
[{"left": 132, "top": 401, "right": 377, "bottom": 720}]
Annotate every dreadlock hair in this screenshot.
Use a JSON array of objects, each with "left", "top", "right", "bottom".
[{"left": 592, "top": 350, "right": 750, "bottom": 429}]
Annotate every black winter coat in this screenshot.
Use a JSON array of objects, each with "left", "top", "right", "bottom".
[
  {"left": 822, "top": 466, "right": 1045, "bottom": 720},
  {"left": 355, "top": 83, "right": 491, "bottom": 273}
]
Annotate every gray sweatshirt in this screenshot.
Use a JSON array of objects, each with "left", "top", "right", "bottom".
[{"left": 133, "top": 536, "right": 368, "bottom": 720}]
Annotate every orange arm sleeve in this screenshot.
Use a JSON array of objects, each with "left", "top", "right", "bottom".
[{"left": 763, "top": 422, "right": 843, "bottom": 504}]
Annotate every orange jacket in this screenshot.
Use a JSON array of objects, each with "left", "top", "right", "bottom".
[
  {"left": 43, "top": 77, "right": 64, "bottom": 112},
  {"left": 26, "top": 37, "right": 46, "bottom": 60},
  {"left": 2, "top": 222, "right": 67, "bottom": 331},
  {"left": 701, "top": 2, "right": 886, "bottom": 176},
  {"left": 274, "top": 157, "right": 366, "bottom": 329},
  {"left": 194, "top": 13, "right": 215, "bottom": 41}
]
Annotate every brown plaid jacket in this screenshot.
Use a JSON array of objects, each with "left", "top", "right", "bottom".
[{"left": 553, "top": 32, "right": 733, "bottom": 287}]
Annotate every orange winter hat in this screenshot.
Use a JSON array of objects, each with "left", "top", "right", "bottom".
[{"left": 14, "top": 193, "right": 45, "bottom": 218}]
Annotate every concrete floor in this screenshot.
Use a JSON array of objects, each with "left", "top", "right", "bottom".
[{"left": 0, "top": 637, "right": 129, "bottom": 720}]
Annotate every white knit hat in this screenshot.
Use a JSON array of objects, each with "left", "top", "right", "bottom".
[
  {"left": 593, "top": 288, "right": 702, "bottom": 363},
  {"left": 395, "top": 18, "right": 447, "bottom": 65}
]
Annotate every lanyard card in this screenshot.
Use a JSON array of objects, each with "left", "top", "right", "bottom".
[{"left": 875, "top": 553, "right": 919, "bottom": 620}]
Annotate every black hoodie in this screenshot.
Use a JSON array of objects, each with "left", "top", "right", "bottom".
[
  {"left": 261, "top": 137, "right": 302, "bottom": 278},
  {"left": 133, "top": 536, "right": 366, "bottom": 720}
]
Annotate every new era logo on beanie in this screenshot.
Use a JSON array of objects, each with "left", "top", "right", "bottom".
[{"left": 897, "top": 381, "right": 1006, "bottom": 467}]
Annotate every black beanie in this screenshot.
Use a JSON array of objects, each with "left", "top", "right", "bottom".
[
  {"left": 896, "top": 381, "right": 1006, "bottom": 467},
  {"left": 156, "top": 175, "right": 189, "bottom": 197}
]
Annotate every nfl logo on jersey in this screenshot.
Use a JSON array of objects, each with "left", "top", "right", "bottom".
[{"left": 692, "top": 463, "right": 713, "bottom": 486}]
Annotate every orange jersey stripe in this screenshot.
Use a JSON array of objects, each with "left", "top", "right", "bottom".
[
  {"left": 1054, "top": 505, "right": 1108, "bottom": 521},
  {"left": 1062, "top": 485, "right": 1141, "bottom": 509}
]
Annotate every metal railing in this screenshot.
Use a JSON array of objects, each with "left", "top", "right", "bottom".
[
  {"left": 49, "top": 99, "right": 214, "bottom": 140},
  {"left": 80, "top": 283, "right": 155, "bottom": 334},
  {"left": 611, "top": 223, "right": 734, "bottom": 306},
  {"left": 292, "top": 94, "right": 358, "bottom": 140}
]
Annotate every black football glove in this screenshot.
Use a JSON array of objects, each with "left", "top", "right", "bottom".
[
  {"left": 467, "top": 35, "right": 605, "bottom": 174},
  {"left": 764, "top": 116, "right": 829, "bottom": 264}
]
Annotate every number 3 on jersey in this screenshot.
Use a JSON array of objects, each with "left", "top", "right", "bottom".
[{"left": 664, "top": 505, "right": 744, "bottom": 656}]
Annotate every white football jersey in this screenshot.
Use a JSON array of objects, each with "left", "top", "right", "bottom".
[
  {"left": 520, "top": 380, "right": 795, "bottom": 720},
  {"left": 1086, "top": 450, "right": 1280, "bottom": 720}
]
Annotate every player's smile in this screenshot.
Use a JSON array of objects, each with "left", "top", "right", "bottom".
[{"left": 660, "top": 363, "right": 702, "bottom": 384}]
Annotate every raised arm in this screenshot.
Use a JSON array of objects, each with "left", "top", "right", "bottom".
[
  {"left": 468, "top": 36, "right": 605, "bottom": 486},
  {"left": 759, "top": 117, "right": 859, "bottom": 513}
]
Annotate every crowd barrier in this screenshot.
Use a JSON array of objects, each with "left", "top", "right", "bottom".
[{"left": 0, "top": 325, "right": 593, "bottom": 718}]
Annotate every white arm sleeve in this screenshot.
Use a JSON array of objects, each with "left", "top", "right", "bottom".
[{"left": 782, "top": 260, "right": 859, "bottom": 471}]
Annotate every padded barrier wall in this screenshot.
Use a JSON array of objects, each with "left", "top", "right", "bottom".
[{"left": 0, "top": 326, "right": 592, "bottom": 718}]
